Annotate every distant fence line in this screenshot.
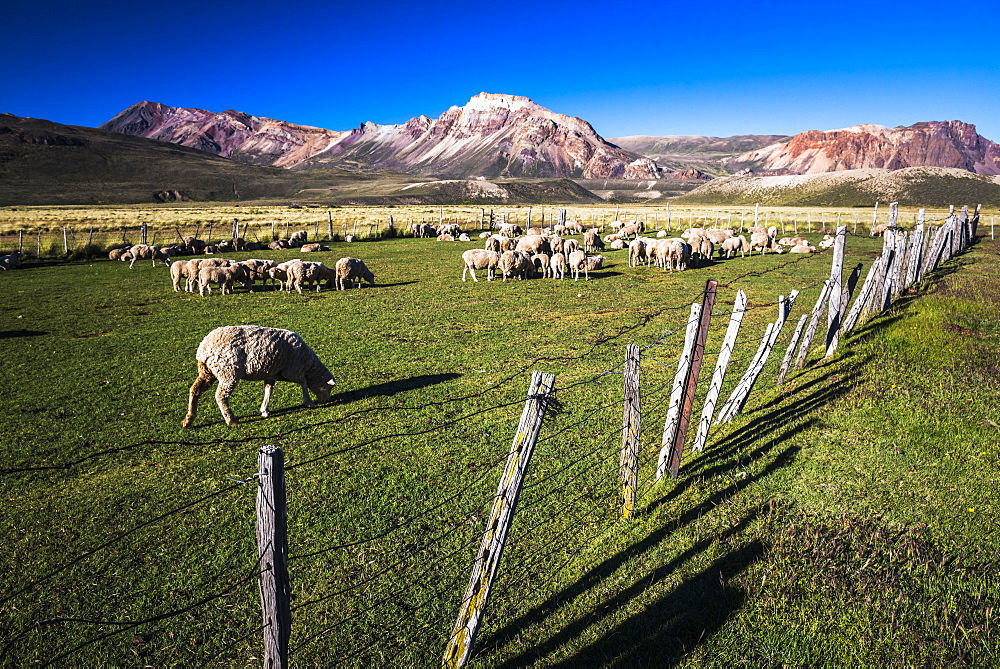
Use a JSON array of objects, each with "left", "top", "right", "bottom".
[
  {"left": 1, "top": 201, "right": 989, "bottom": 259},
  {"left": 0, "top": 203, "right": 981, "bottom": 665}
]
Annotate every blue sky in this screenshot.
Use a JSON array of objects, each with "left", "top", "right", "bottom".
[{"left": 3, "top": 0, "right": 999, "bottom": 140}]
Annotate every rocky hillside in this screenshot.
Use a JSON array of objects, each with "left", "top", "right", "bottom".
[
  {"left": 673, "top": 166, "right": 1000, "bottom": 207},
  {"left": 610, "top": 134, "right": 786, "bottom": 175},
  {"left": 102, "top": 94, "right": 660, "bottom": 180},
  {"left": 728, "top": 121, "right": 1000, "bottom": 176}
]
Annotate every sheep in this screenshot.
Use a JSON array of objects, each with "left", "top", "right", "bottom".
[
  {"left": 461, "top": 249, "right": 500, "bottom": 282},
  {"left": 778, "top": 236, "right": 809, "bottom": 247},
  {"left": 568, "top": 249, "right": 589, "bottom": 281},
  {"left": 479, "top": 231, "right": 492, "bottom": 239},
  {"left": 335, "top": 257, "right": 376, "bottom": 290},
  {"left": 301, "top": 243, "right": 329, "bottom": 252},
  {"left": 704, "top": 229, "right": 734, "bottom": 245},
  {"left": 693, "top": 238, "right": 715, "bottom": 265},
  {"left": 663, "top": 239, "right": 691, "bottom": 272},
  {"left": 628, "top": 239, "right": 649, "bottom": 267},
  {"left": 584, "top": 255, "right": 605, "bottom": 271},
  {"left": 182, "top": 325, "right": 336, "bottom": 427},
  {"left": 584, "top": 229, "right": 605, "bottom": 253},
  {"left": 497, "top": 223, "right": 522, "bottom": 237},
  {"left": 682, "top": 227, "right": 705, "bottom": 240},
  {"left": 288, "top": 260, "right": 336, "bottom": 293},
  {"left": 656, "top": 230, "right": 669, "bottom": 238},
  {"left": 108, "top": 247, "right": 130, "bottom": 261},
  {"left": 497, "top": 250, "right": 531, "bottom": 282},
  {"left": 603, "top": 233, "right": 624, "bottom": 244},
  {"left": 198, "top": 264, "right": 250, "bottom": 296},
  {"left": 721, "top": 236, "right": 751, "bottom": 258},
  {"left": 871, "top": 223, "right": 891, "bottom": 236},
  {"left": 819, "top": 234, "right": 836, "bottom": 249},
  {"left": 437, "top": 223, "right": 461, "bottom": 237},
  {"left": 458, "top": 233, "right": 471, "bottom": 242},
  {"left": 552, "top": 224, "right": 567, "bottom": 235},
  {"left": 789, "top": 244, "right": 817, "bottom": 253},
  {"left": 0, "top": 250, "right": 23, "bottom": 270},
  {"left": 526, "top": 227, "right": 546, "bottom": 236},
  {"left": 269, "top": 239, "right": 292, "bottom": 250},
  {"left": 240, "top": 259, "right": 279, "bottom": 290},
  {"left": 550, "top": 252, "right": 566, "bottom": 280},
  {"left": 484, "top": 236, "right": 501, "bottom": 253},
  {"left": 548, "top": 235, "right": 566, "bottom": 255},
  {"left": 620, "top": 223, "right": 643, "bottom": 239},
  {"left": 648, "top": 239, "right": 672, "bottom": 271},
  {"left": 563, "top": 239, "right": 581, "bottom": 257},
  {"left": 750, "top": 231, "right": 782, "bottom": 255},
  {"left": 289, "top": 230, "right": 308, "bottom": 247},
  {"left": 562, "top": 220, "right": 584, "bottom": 234},
  {"left": 170, "top": 259, "right": 192, "bottom": 291},
  {"left": 499, "top": 237, "right": 518, "bottom": 253},
  {"left": 127, "top": 244, "right": 172, "bottom": 268},
  {"left": 610, "top": 239, "right": 626, "bottom": 250},
  {"left": 532, "top": 253, "right": 551, "bottom": 278},
  {"left": 437, "top": 234, "right": 455, "bottom": 242},
  {"left": 182, "top": 236, "right": 206, "bottom": 254},
  {"left": 515, "top": 234, "right": 551, "bottom": 256}
]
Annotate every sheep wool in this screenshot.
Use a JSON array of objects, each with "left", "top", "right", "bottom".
[{"left": 182, "top": 325, "right": 336, "bottom": 427}]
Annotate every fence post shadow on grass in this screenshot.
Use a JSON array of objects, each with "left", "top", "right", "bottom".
[
  {"left": 474, "top": 446, "right": 799, "bottom": 667},
  {"left": 551, "top": 539, "right": 767, "bottom": 668},
  {"left": 0, "top": 329, "right": 48, "bottom": 339}
]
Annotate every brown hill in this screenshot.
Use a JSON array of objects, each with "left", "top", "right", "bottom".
[
  {"left": 102, "top": 94, "right": 660, "bottom": 180},
  {"left": 728, "top": 121, "right": 1000, "bottom": 176}
]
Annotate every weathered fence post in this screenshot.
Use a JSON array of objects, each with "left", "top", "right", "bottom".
[
  {"left": 794, "top": 281, "right": 832, "bottom": 369},
  {"left": 657, "top": 280, "right": 717, "bottom": 480},
  {"left": 692, "top": 289, "right": 747, "bottom": 453},
  {"left": 444, "top": 371, "right": 556, "bottom": 668},
  {"left": 620, "top": 345, "right": 641, "bottom": 519},
  {"left": 777, "top": 314, "right": 809, "bottom": 384},
  {"left": 140, "top": 221, "right": 148, "bottom": 245},
  {"left": 327, "top": 211, "right": 333, "bottom": 240},
  {"left": 256, "top": 445, "right": 290, "bottom": 669},
  {"left": 62, "top": 227, "right": 69, "bottom": 255},
  {"left": 18, "top": 230, "right": 23, "bottom": 252},
  {"left": 825, "top": 225, "right": 847, "bottom": 357}
]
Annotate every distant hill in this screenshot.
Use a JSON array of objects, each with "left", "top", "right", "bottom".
[
  {"left": 727, "top": 121, "right": 1000, "bottom": 176},
  {"left": 0, "top": 114, "right": 601, "bottom": 205},
  {"left": 609, "top": 134, "right": 786, "bottom": 175},
  {"left": 101, "top": 93, "right": 661, "bottom": 180},
  {"left": 673, "top": 166, "right": 1000, "bottom": 207}
]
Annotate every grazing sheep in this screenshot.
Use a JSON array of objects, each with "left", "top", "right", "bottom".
[
  {"left": 484, "top": 236, "right": 501, "bottom": 253},
  {"left": 182, "top": 236, "right": 206, "bottom": 254},
  {"left": 548, "top": 235, "right": 566, "bottom": 255},
  {"left": 563, "top": 239, "right": 581, "bottom": 258},
  {"left": 198, "top": 264, "right": 250, "bottom": 296},
  {"left": 499, "top": 237, "right": 518, "bottom": 253},
  {"left": 289, "top": 230, "right": 308, "bottom": 247},
  {"left": 127, "top": 244, "right": 172, "bottom": 269},
  {"left": 497, "top": 250, "right": 531, "bottom": 282},
  {"left": 871, "top": 223, "right": 890, "bottom": 236},
  {"left": 532, "top": 253, "right": 551, "bottom": 278},
  {"left": 620, "top": 223, "right": 643, "bottom": 239},
  {"left": 584, "top": 229, "right": 605, "bottom": 253},
  {"left": 568, "top": 249, "right": 589, "bottom": 281},
  {"left": 562, "top": 220, "right": 584, "bottom": 234},
  {"left": 693, "top": 238, "right": 714, "bottom": 265},
  {"left": 550, "top": 252, "right": 566, "bottom": 280},
  {"left": 515, "top": 234, "right": 551, "bottom": 256},
  {"left": 240, "top": 259, "right": 279, "bottom": 290},
  {"left": 170, "top": 259, "right": 192, "bottom": 291},
  {"left": 666, "top": 240, "right": 692, "bottom": 272},
  {"left": 437, "top": 223, "right": 461, "bottom": 237},
  {"left": 497, "top": 223, "right": 522, "bottom": 237},
  {"left": 288, "top": 260, "right": 336, "bottom": 293},
  {"left": 750, "top": 231, "right": 782, "bottom": 255},
  {"left": 526, "top": 227, "right": 546, "bottom": 236},
  {"left": 182, "top": 325, "right": 336, "bottom": 427},
  {"left": 0, "top": 250, "right": 24, "bottom": 270},
  {"left": 552, "top": 224, "right": 567, "bottom": 235},
  {"left": 335, "top": 257, "right": 376, "bottom": 290},
  {"left": 721, "top": 236, "right": 751, "bottom": 258},
  {"left": 584, "top": 255, "right": 605, "bottom": 271},
  {"left": 628, "top": 239, "right": 649, "bottom": 267},
  {"left": 704, "top": 228, "right": 734, "bottom": 244},
  {"left": 603, "top": 233, "right": 624, "bottom": 244},
  {"left": 607, "top": 220, "right": 625, "bottom": 232},
  {"left": 682, "top": 227, "right": 705, "bottom": 240},
  {"left": 461, "top": 249, "right": 501, "bottom": 282}
]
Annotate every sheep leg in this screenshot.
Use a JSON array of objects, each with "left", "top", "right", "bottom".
[
  {"left": 214, "top": 379, "right": 239, "bottom": 425},
  {"left": 260, "top": 381, "right": 275, "bottom": 417},
  {"left": 300, "top": 382, "right": 316, "bottom": 409},
  {"left": 182, "top": 361, "right": 215, "bottom": 428}
]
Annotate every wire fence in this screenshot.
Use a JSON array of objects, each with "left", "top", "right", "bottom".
[{"left": 0, "top": 207, "right": 980, "bottom": 665}]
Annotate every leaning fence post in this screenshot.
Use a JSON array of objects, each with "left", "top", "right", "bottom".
[
  {"left": 794, "top": 281, "right": 832, "bottom": 370},
  {"left": 656, "top": 303, "right": 701, "bottom": 481},
  {"left": 444, "top": 370, "right": 556, "bottom": 668},
  {"left": 257, "top": 445, "right": 290, "bottom": 669},
  {"left": 825, "top": 225, "right": 847, "bottom": 358},
  {"left": 692, "top": 289, "right": 747, "bottom": 453},
  {"left": 620, "top": 345, "right": 641, "bottom": 518},
  {"left": 776, "top": 314, "right": 808, "bottom": 385}
]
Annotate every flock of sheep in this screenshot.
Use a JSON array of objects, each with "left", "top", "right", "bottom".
[{"left": 454, "top": 219, "right": 833, "bottom": 283}]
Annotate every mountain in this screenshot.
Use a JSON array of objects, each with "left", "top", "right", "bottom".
[
  {"left": 102, "top": 94, "right": 660, "bottom": 180},
  {"left": 673, "top": 166, "right": 1000, "bottom": 207},
  {"left": 727, "top": 121, "right": 1000, "bottom": 176},
  {"left": 609, "top": 134, "right": 786, "bottom": 175},
  {"left": 0, "top": 113, "right": 600, "bottom": 205}
]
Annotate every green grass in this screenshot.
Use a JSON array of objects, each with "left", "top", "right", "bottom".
[{"left": 0, "top": 230, "right": 996, "bottom": 665}]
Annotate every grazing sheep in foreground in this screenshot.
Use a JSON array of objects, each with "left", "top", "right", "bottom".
[
  {"left": 198, "top": 264, "right": 250, "bottom": 296},
  {"left": 584, "top": 255, "right": 605, "bottom": 271},
  {"left": 628, "top": 239, "right": 649, "bottom": 267},
  {"left": 461, "top": 249, "right": 501, "bottom": 282},
  {"left": 182, "top": 325, "right": 336, "bottom": 427},
  {"left": 584, "top": 229, "right": 605, "bottom": 253},
  {"left": 550, "top": 252, "right": 566, "bottom": 280},
  {"left": 563, "top": 238, "right": 581, "bottom": 258},
  {"left": 287, "top": 261, "right": 336, "bottom": 294},
  {"left": 532, "top": 253, "right": 551, "bottom": 278},
  {"left": 666, "top": 240, "right": 692, "bottom": 272},
  {"left": 568, "top": 250, "right": 589, "bottom": 281},
  {"left": 335, "top": 257, "right": 376, "bottom": 290},
  {"left": 693, "top": 238, "right": 714, "bottom": 265},
  {"left": 497, "top": 250, "right": 531, "bottom": 282},
  {"left": 515, "top": 234, "right": 551, "bottom": 256}
]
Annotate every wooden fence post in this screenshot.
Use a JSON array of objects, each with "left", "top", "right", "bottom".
[
  {"left": 620, "top": 345, "right": 641, "bottom": 519},
  {"left": 794, "top": 281, "right": 832, "bottom": 370},
  {"left": 327, "top": 211, "right": 333, "bottom": 240},
  {"left": 777, "top": 314, "right": 809, "bottom": 384},
  {"left": 825, "top": 225, "right": 847, "bottom": 357},
  {"left": 18, "top": 229, "right": 23, "bottom": 252},
  {"left": 256, "top": 445, "right": 290, "bottom": 669},
  {"left": 692, "top": 290, "right": 747, "bottom": 453},
  {"left": 444, "top": 371, "right": 556, "bottom": 668},
  {"left": 656, "top": 280, "right": 717, "bottom": 480}
]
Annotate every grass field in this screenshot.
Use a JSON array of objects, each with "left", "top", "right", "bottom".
[{"left": 0, "top": 225, "right": 997, "bottom": 665}]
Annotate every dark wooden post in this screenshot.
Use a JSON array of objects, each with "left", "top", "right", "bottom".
[
  {"left": 257, "top": 445, "right": 291, "bottom": 669},
  {"left": 444, "top": 371, "right": 556, "bottom": 668},
  {"left": 620, "top": 345, "right": 641, "bottom": 518}
]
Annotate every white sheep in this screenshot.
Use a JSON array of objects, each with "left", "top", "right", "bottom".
[
  {"left": 181, "top": 325, "right": 336, "bottom": 427},
  {"left": 568, "top": 249, "right": 589, "bottom": 281},
  {"left": 289, "top": 230, "right": 308, "bottom": 246},
  {"left": 335, "top": 257, "right": 376, "bottom": 290},
  {"left": 198, "top": 264, "right": 250, "bottom": 295},
  {"left": 584, "top": 229, "right": 605, "bottom": 253},
  {"left": 497, "top": 250, "right": 531, "bottom": 282},
  {"left": 515, "top": 234, "right": 551, "bottom": 256},
  {"left": 288, "top": 260, "right": 336, "bottom": 294},
  {"left": 550, "top": 252, "right": 566, "bottom": 280},
  {"left": 461, "top": 249, "right": 501, "bottom": 282},
  {"left": 532, "top": 253, "right": 551, "bottom": 278},
  {"left": 127, "top": 244, "right": 172, "bottom": 269},
  {"left": 819, "top": 234, "right": 836, "bottom": 249},
  {"left": 584, "top": 255, "right": 605, "bottom": 271},
  {"left": 721, "top": 236, "right": 751, "bottom": 259},
  {"left": 628, "top": 239, "right": 648, "bottom": 267},
  {"left": 789, "top": 244, "right": 817, "bottom": 253}
]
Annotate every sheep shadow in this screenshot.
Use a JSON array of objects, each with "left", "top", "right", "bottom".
[
  {"left": 330, "top": 373, "right": 461, "bottom": 404},
  {"left": 0, "top": 329, "right": 48, "bottom": 339}
]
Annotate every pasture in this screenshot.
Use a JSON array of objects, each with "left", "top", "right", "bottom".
[{"left": 0, "top": 223, "right": 997, "bottom": 665}]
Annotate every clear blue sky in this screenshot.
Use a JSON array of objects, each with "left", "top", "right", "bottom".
[{"left": 3, "top": 0, "right": 999, "bottom": 141}]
